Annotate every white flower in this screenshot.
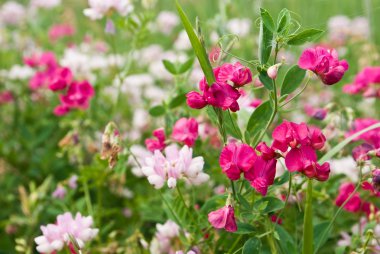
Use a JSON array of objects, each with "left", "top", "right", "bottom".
[
  {"left": 156, "top": 11, "right": 179, "bottom": 35},
  {"left": 84, "top": 0, "right": 133, "bottom": 20},
  {"left": 6, "top": 65, "right": 33, "bottom": 80},
  {"left": 0, "top": 1, "right": 25, "bottom": 26},
  {"left": 226, "top": 18, "right": 251, "bottom": 38},
  {"left": 31, "top": 0, "right": 61, "bottom": 9},
  {"left": 174, "top": 30, "right": 191, "bottom": 50}
]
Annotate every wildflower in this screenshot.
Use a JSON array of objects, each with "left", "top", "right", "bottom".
[
  {"left": 48, "top": 67, "right": 73, "bottom": 91},
  {"left": 219, "top": 142, "right": 257, "bottom": 180},
  {"left": 215, "top": 62, "right": 252, "bottom": 87},
  {"left": 208, "top": 205, "right": 237, "bottom": 232},
  {"left": 343, "top": 67, "right": 380, "bottom": 98},
  {"left": 0, "top": 91, "right": 13, "bottom": 105},
  {"left": 68, "top": 175, "right": 78, "bottom": 189},
  {"left": 298, "top": 46, "right": 349, "bottom": 85},
  {"left": 59, "top": 80, "right": 95, "bottom": 110},
  {"left": 150, "top": 220, "right": 180, "bottom": 254},
  {"left": 155, "top": 11, "right": 179, "bottom": 35},
  {"left": 35, "top": 212, "right": 98, "bottom": 253},
  {"left": 304, "top": 104, "right": 327, "bottom": 120},
  {"left": 145, "top": 128, "right": 166, "bottom": 152},
  {"left": 267, "top": 64, "right": 281, "bottom": 79},
  {"left": 52, "top": 185, "right": 66, "bottom": 199},
  {"left": 0, "top": 1, "right": 25, "bottom": 26},
  {"left": 48, "top": 24, "right": 75, "bottom": 42},
  {"left": 335, "top": 183, "right": 362, "bottom": 212},
  {"left": 84, "top": 0, "right": 133, "bottom": 20},
  {"left": 244, "top": 156, "right": 277, "bottom": 196},
  {"left": 171, "top": 118, "right": 199, "bottom": 147},
  {"left": 142, "top": 145, "right": 208, "bottom": 189}
]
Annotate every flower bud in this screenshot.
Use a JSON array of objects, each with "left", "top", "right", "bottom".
[{"left": 267, "top": 63, "right": 281, "bottom": 79}]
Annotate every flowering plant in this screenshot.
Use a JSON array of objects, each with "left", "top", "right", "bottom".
[{"left": 1, "top": 0, "right": 380, "bottom": 253}]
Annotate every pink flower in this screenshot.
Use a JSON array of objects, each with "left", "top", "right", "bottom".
[
  {"left": 208, "top": 205, "right": 237, "bottom": 232},
  {"left": 343, "top": 67, "right": 380, "bottom": 98},
  {"left": 186, "top": 91, "right": 207, "bottom": 109},
  {"left": 68, "top": 175, "right": 78, "bottom": 189},
  {"left": 372, "top": 169, "right": 380, "bottom": 193},
  {"left": 48, "top": 24, "right": 75, "bottom": 42},
  {"left": 335, "top": 183, "right": 362, "bottom": 212},
  {"left": 219, "top": 142, "right": 257, "bottom": 180},
  {"left": 250, "top": 98, "right": 262, "bottom": 108},
  {"left": 53, "top": 105, "right": 70, "bottom": 116},
  {"left": 245, "top": 156, "right": 277, "bottom": 196},
  {"left": 142, "top": 145, "right": 208, "bottom": 189},
  {"left": 267, "top": 64, "right": 280, "bottom": 79},
  {"left": 298, "top": 46, "right": 349, "bottom": 85},
  {"left": 272, "top": 121, "right": 309, "bottom": 152},
  {"left": 256, "top": 142, "right": 276, "bottom": 160},
  {"left": 172, "top": 118, "right": 199, "bottom": 147},
  {"left": 0, "top": 91, "right": 13, "bottom": 105},
  {"left": 49, "top": 67, "right": 73, "bottom": 91},
  {"left": 209, "top": 47, "right": 221, "bottom": 63},
  {"left": 215, "top": 62, "right": 252, "bottom": 87},
  {"left": 202, "top": 81, "right": 241, "bottom": 111},
  {"left": 59, "top": 80, "right": 95, "bottom": 110},
  {"left": 304, "top": 104, "right": 327, "bottom": 120},
  {"left": 145, "top": 128, "right": 166, "bottom": 152},
  {"left": 52, "top": 185, "right": 66, "bottom": 199},
  {"left": 35, "top": 212, "right": 98, "bottom": 253}
]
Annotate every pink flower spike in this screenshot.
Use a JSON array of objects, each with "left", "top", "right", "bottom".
[
  {"left": 172, "top": 118, "right": 199, "bottom": 147},
  {"left": 208, "top": 205, "right": 237, "bottom": 232}
]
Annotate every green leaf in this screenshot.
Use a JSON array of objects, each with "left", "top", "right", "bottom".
[
  {"left": 162, "top": 59, "right": 178, "bottom": 75},
  {"left": 237, "top": 193, "right": 251, "bottom": 210},
  {"left": 224, "top": 111, "right": 242, "bottom": 140},
  {"left": 273, "top": 172, "right": 290, "bottom": 186},
  {"left": 176, "top": 1, "right": 215, "bottom": 84},
  {"left": 319, "top": 122, "right": 380, "bottom": 163},
  {"left": 275, "top": 225, "right": 298, "bottom": 254},
  {"left": 260, "top": 8, "right": 275, "bottom": 32},
  {"left": 246, "top": 101, "right": 273, "bottom": 146},
  {"left": 253, "top": 197, "right": 284, "bottom": 213},
  {"left": 281, "top": 65, "right": 306, "bottom": 95},
  {"left": 178, "top": 57, "right": 195, "bottom": 74},
  {"left": 169, "top": 94, "right": 187, "bottom": 109},
  {"left": 277, "top": 8, "right": 291, "bottom": 33},
  {"left": 149, "top": 105, "right": 166, "bottom": 117},
  {"left": 258, "top": 14, "right": 273, "bottom": 64},
  {"left": 243, "top": 237, "right": 262, "bottom": 253},
  {"left": 313, "top": 221, "right": 330, "bottom": 249},
  {"left": 259, "top": 71, "right": 273, "bottom": 90},
  {"left": 235, "top": 222, "right": 257, "bottom": 235},
  {"left": 287, "top": 29, "right": 324, "bottom": 45}
]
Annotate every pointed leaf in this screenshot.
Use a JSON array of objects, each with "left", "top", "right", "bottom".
[
  {"left": 287, "top": 29, "right": 324, "bottom": 45},
  {"left": 162, "top": 59, "right": 178, "bottom": 75},
  {"left": 246, "top": 101, "right": 273, "bottom": 146},
  {"left": 260, "top": 8, "right": 275, "bottom": 32},
  {"left": 281, "top": 65, "right": 306, "bottom": 95}
]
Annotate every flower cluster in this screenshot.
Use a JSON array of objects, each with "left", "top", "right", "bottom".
[
  {"left": 34, "top": 212, "right": 98, "bottom": 253},
  {"left": 298, "top": 46, "right": 349, "bottom": 85},
  {"left": 142, "top": 144, "right": 209, "bottom": 189},
  {"left": 346, "top": 118, "right": 380, "bottom": 161},
  {"left": 145, "top": 117, "right": 199, "bottom": 152},
  {"left": 272, "top": 121, "right": 330, "bottom": 181},
  {"left": 186, "top": 62, "right": 252, "bottom": 111},
  {"left": 343, "top": 66, "right": 380, "bottom": 98},
  {"left": 83, "top": 0, "right": 133, "bottom": 20},
  {"left": 24, "top": 52, "right": 95, "bottom": 116}
]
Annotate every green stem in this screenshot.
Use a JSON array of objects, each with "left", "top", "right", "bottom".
[
  {"left": 314, "top": 166, "right": 363, "bottom": 253},
  {"left": 280, "top": 76, "right": 310, "bottom": 108},
  {"left": 82, "top": 179, "right": 93, "bottom": 216},
  {"left": 303, "top": 179, "right": 313, "bottom": 254},
  {"left": 230, "top": 180, "right": 237, "bottom": 200},
  {"left": 275, "top": 172, "right": 292, "bottom": 225},
  {"left": 266, "top": 217, "right": 278, "bottom": 254}
]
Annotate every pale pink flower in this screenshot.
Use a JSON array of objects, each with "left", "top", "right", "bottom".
[
  {"left": 208, "top": 205, "right": 237, "bottom": 232},
  {"left": 0, "top": 1, "right": 25, "bottom": 26},
  {"left": 84, "top": 0, "right": 133, "bottom": 20},
  {"left": 52, "top": 185, "right": 66, "bottom": 199},
  {"left": 142, "top": 145, "right": 208, "bottom": 189},
  {"left": 48, "top": 24, "right": 75, "bottom": 42}
]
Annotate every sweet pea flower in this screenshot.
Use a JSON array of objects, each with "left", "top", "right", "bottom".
[
  {"left": 219, "top": 142, "right": 257, "bottom": 180},
  {"left": 208, "top": 205, "right": 237, "bottom": 232},
  {"left": 145, "top": 128, "right": 166, "bottom": 152},
  {"left": 298, "top": 46, "right": 349, "bottom": 85},
  {"left": 142, "top": 145, "right": 209, "bottom": 189},
  {"left": 48, "top": 24, "right": 75, "bottom": 42},
  {"left": 335, "top": 183, "right": 362, "bottom": 212},
  {"left": 215, "top": 62, "right": 252, "bottom": 87},
  {"left": 343, "top": 66, "right": 380, "bottom": 98},
  {"left": 172, "top": 118, "right": 199, "bottom": 147},
  {"left": 304, "top": 104, "right": 327, "bottom": 120},
  {"left": 0, "top": 91, "right": 13, "bottom": 105},
  {"left": 48, "top": 67, "right": 73, "bottom": 91},
  {"left": 35, "top": 212, "right": 98, "bottom": 253},
  {"left": 59, "top": 80, "right": 95, "bottom": 109},
  {"left": 244, "top": 156, "right": 277, "bottom": 196}
]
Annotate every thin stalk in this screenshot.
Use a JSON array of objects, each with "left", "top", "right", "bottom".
[
  {"left": 275, "top": 172, "right": 292, "bottom": 225},
  {"left": 314, "top": 166, "right": 364, "bottom": 253},
  {"left": 280, "top": 76, "right": 310, "bottom": 108},
  {"left": 303, "top": 179, "right": 313, "bottom": 254},
  {"left": 82, "top": 179, "right": 94, "bottom": 216},
  {"left": 159, "top": 191, "right": 183, "bottom": 227},
  {"left": 228, "top": 235, "right": 242, "bottom": 253},
  {"left": 266, "top": 217, "right": 278, "bottom": 254}
]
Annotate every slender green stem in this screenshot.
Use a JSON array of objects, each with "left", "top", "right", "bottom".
[
  {"left": 230, "top": 180, "right": 237, "bottom": 200},
  {"left": 303, "top": 179, "right": 313, "bottom": 254},
  {"left": 266, "top": 217, "right": 278, "bottom": 254},
  {"left": 228, "top": 235, "right": 242, "bottom": 253},
  {"left": 82, "top": 179, "right": 94, "bottom": 216},
  {"left": 280, "top": 76, "right": 310, "bottom": 108},
  {"left": 275, "top": 172, "right": 292, "bottom": 225},
  {"left": 159, "top": 191, "right": 183, "bottom": 227},
  {"left": 314, "top": 166, "right": 363, "bottom": 253}
]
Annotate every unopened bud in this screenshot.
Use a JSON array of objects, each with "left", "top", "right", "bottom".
[{"left": 267, "top": 63, "right": 281, "bottom": 79}]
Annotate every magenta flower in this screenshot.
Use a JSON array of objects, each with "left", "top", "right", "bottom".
[
  {"left": 145, "top": 128, "right": 166, "bottom": 152},
  {"left": 343, "top": 66, "right": 380, "bottom": 98},
  {"left": 256, "top": 142, "right": 276, "bottom": 160},
  {"left": 172, "top": 117, "right": 199, "bottom": 147},
  {"left": 335, "top": 183, "right": 362, "bottom": 212},
  {"left": 298, "top": 46, "right": 349, "bottom": 85},
  {"left": 0, "top": 91, "right": 13, "bottom": 105},
  {"left": 272, "top": 121, "right": 309, "bottom": 152},
  {"left": 215, "top": 62, "right": 252, "bottom": 87},
  {"left": 186, "top": 91, "right": 207, "bottom": 109},
  {"left": 48, "top": 67, "right": 73, "bottom": 91},
  {"left": 219, "top": 142, "right": 257, "bottom": 180},
  {"left": 59, "top": 80, "right": 95, "bottom": 110},
  {"left": 304, "top": 104, "right": 327, "bottom": 120},
  {"left": 48, "top": 24, "right": 75, "bottom": 42},
  {"left": 208, "top": 205, "right": 237, "bottom": 232},
  {"left": 244, "top": 156, "right": 277, "bottom": 196}
]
